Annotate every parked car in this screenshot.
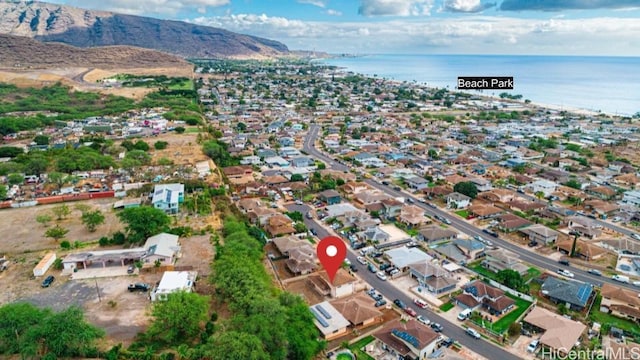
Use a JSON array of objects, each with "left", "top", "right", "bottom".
[
  {"left": 631, "top": 233, "right": 640, "bottom": 241},
  {"left": 295, "top": 199, "right": 303, "bottom": 205},
  {"left": 417, "top": 315, "right": 431, "bottom": 326},
  {"left": 404, "top": 307, "right": 417, "bottom": 317},
  {"left": 306, "top": 212, "right": 313, "bottom": 219},
  {"left": 633, "top": 281, "right": 640, "bottom": 287},
  {"left": 349, "top": 264, "right": 358, "bottom": 272},
  {"left": 368, "top": 263, "right": 377, "bottom": 273},
  {"left": 379, "top": 263, "right": 391, "bottom": 271},
  {"left": 559, "top": 259, "right": 570, "bottom": 266},
  {"left": 440, "top": 337, "right": 454, "bottom": 347},
  {"left": 557, "top": 269, "right": 575, "bottom": 278},
  {"left": 413, "top": 298, "right": 428, "bottom": 309},
  {"left": 587, "top": 269, "right": 602, "bottom": 276},
  {"left": 612, "top": 274, "right": 630, "bottom": 283},
  {"left": 393, "top": 186, "right": 402, "bottom": 191},
  {"left": 528, "top": 240, "right": 539, "bottom": 247},
  {"left": 527, "top": 339, "right": 540, "bottom": 353},
  {"left": 393, "top": 299, "right": 406, "bottom": 309},
  {"left": 427, "top": 202, "right": 437, "bottom": 208},
  {"left": 375, "top": 299, "right": 387, "bottom": 307},
  {"left": 41, "top": 275, "right": 55, "bottom": 288},
  {"left": 482, "top": 228, "right": 499, "bottom": 238},
  {"left": 128, "top": 283, "right": 151, "bottom": 292},
  {"left": 406, "top": 198, "right": 415, "bottom": 204},
  {"left": 430, "top": 323, "right": 443, "bottom": 332},
  {"left": 127, "top": 265, "right": 135, "bottom": 274},
  {"left": 357, "top": 256, "right": 367, "bottom": 265},
  {"left": 376, "top": 271, "right": 388, "bottom": 281},
  {"left": 466, "top": 328, "right": 481, "bottom": 339}
]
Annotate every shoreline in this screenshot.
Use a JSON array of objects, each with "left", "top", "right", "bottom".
[{"left": 318, "top": 58, "right": 634, "bottom": 118}]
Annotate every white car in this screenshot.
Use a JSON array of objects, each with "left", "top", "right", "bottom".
[
  {"left": 557, "top": 269, "right": 575, "bottom": 278},
  {"left": 633, "top": 281, "right": 640, "bottom": 287},
  {"left": 357, "top": 256, "right": 367, "bottom": 265},
  {"left": 417, "top": 315, "right": 431, "bottom": 326},
  {"left": 376, "top": 271, "right": 388, "bottom": 281},
  {"left": 466, "top": 328, "right": 481, "bottom": 339},
  {"left": 527, "top": 339, "right": 539, "bottom": 353}
]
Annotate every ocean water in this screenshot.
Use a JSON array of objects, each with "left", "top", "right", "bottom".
[{"left": 322, "top": 54, "right": 640, "bottom": 116}]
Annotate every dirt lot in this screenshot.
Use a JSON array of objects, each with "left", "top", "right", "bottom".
[
  {"left": 175, "top": 235, "right": 214, "bottom": 278},
  {"left": 151, "top": 133, "right": 212, "bottom": 166},
  {"left": 284, "top": 276, "right": 326, "bottom": 305},
  {"left": 0, "top": 198, "right": 123, "bottom": 254}
]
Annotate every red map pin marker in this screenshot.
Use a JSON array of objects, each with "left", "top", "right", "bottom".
[{"left": 317, "top": 236, "right": 347, "bottom": 284}]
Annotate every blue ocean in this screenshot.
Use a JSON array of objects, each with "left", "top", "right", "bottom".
[{"left": 322, "top": 54, "right": 640, "bottom": 116}]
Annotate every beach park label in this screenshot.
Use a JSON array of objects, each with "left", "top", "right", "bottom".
[{"left": 457, "top": 76, "right": 514, "bottom": 90}]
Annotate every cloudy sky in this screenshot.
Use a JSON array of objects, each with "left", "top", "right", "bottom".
[{"left": 49, "top": 0, "right": 640, "bottom": 55}]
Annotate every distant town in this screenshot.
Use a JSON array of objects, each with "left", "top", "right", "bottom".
[{"left": 0, "top": 59, "right": 639, "bottom": 360}]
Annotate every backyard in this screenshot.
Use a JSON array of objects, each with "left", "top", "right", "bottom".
[
  {"left": 455, "top": 210, "right": 470, "bottom": 219},
  {"left": 589, "top": 295, "right": 640, "bottom": 342},
  {"left": 349, "top": 335, "right": 375, "bottom": 360},
  {"left": 470, "top": 262, "right": 541, "bottom": 284},
  {"left": 439, "top": 302, "right": 455, "bottom": 312},
  {"left": 470, "top": 295, "right": 532, "bottom": 334}
]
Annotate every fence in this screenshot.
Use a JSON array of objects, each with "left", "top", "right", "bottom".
[
  {"left": 486, "top": 278, "right": 535, "bottom": 302},
  {"left": 0, "top": 191, "right": 116, "bottom": 209}
]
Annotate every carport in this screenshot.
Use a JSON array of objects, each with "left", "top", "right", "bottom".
[{"left": 63, "top": 249, "right": 147, "bottom": 271}]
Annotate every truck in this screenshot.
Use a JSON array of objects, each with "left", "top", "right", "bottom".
[
  {"left": 612, "top": 275, "right": 630, "bottom": 283},
  {"left": 0, "top": 256, "right": 8, "bottom": 271}
]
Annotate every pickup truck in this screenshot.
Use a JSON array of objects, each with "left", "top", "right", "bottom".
[{"left": 128, "top": 283, "right": 151, "bottom": 292}]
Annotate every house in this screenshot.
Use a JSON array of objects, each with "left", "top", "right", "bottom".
[
  {"left": 291, "top": 156, "right": 314, "bottom": 168},
  {"left": 496, "top": 214, "right": 533, "bottom": 232},
  {"left": 621, "top": 190, "right": 640, "bottom": 208},
  {"left": 354, "top": 190, "right": 392, "bottom": 206},
  {"left": 522, "top": 307, "right": 586, "bottom": 355},
  {"left": 398, "top": 205, "right": 428, "bottom": 228},
  {"left": 409, "top": 261, "right": 457, "bottom": 294},
  {"left": 309, "top": 301, "right": 351, "bottom": 340},
  {"left": 530, "top": 179, "right": 558, "bottom": 197},
  {"left": 151, "top": 271, "right": 197, "bottom": 301},
  {"left": 417, "top": 226, "right": 458, "bottom": 243},
  {"left": 222, "top": 165, "right": 253, "bottom": 179},
  {"left": 555, "top": 238, "right": 608, "bottom": 261},
  {"left": 373, "top": 318, "right": 440, "bottom": 360},
  {"left": 566, "top": 216, "right": 602, "bottom": 239},
  {"left": 480, "top": 188, "right": 516, "bottom": 203},
  {"left": 381, "top": 198, "right": 404, "bottom": 218},
  {"left": 469, "top": 177, "right": 493, "bottom": 192},
  {"left": 446, "top": 192, "right": 471, "bottom": 209},
  {"left": 272, "top": 235, "right": 318, "bottom": 275},
  {"left": 433, "top": 243, "right": 467, "bottom": 264},
  {"left": 584, "top": 199, "right": 619, "bottom": 217},
  {"left": 385, "top": 247, "right": 433, "bottom": 272},
  {"left": 318, "top": 189, "right": 342, "bottom": 205},
  {"left": 237, "top": 198, "right": 263, "bottom": 213},
  {"left": 455, "top": 280, "right": 515, "bottom": 316},
  {"left": 265, "top": 156, "right": 290, "bottom": 168},
  {"left": 357, "top": 226, "right": 390, "bottom": 243},
  {"left": 152, "top": 183, "right": 184, "bottom": 214},
  {"left": 308, "top": 269, "right": 359, "bottom": 298},
  {"left": 143, "top": 233, "right": 181, "bottom": 265},
  {"left": 467, "top": 204, "right": 504, "bottom": 219},
  {"left": 264, "top": 214, "right": 296, "bottom": 237},
  {"left": 453, "top": 238, "right": 485, "bottom": 260},
  {"left": 520, "top": 224, "right": 560, "bottom": 245},
  {"left": 481, "top": 248, "right": 529, "bottom": 276},
  {"left": 404, "top": 176, "right": 429, "bottom": 191},
  {"left": 600, "top": 283, "right": 640, "bottom": 322},
  {"left": 540, "top": 277, "right": 594, "bottom": 311},
  {"left": 330, "top": 292, "right": 383, "bottom": 329}
]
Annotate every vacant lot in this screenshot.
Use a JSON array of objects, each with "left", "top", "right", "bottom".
[
  {"left": 0, "top": 198, "right": 123, "bottom": 254},
  {"left": 176, "top": 235, "right": 214, "bottom": 277}
]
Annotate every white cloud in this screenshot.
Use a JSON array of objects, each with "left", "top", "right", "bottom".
[
  {"left": 358, "top": 0, "right": 434, "bottom": 16},
  {"left": 326, "top": 9, "right": 342, "bottom": 16},
  {"left": 48, "top": 0, "right": 229, "bottom": 15},
  {"left": 297, "top": 0, "right": 326, "bottom": 8},
  {"left": 442, "top": 0, "right": 495, "bottom": 12},
  {"left": 190, "top": 14, "right": 640, "bottom": 56}
]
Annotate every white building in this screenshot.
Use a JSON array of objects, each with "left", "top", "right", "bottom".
[
  {"left": 151, "top": 271, "right": 198, "bottom": 301},
  {"left": 622, "top": 190, "right": 640, "bottom": 208},
  {"left": 530, "top": 179, "right": 559, "bottom": 197}
]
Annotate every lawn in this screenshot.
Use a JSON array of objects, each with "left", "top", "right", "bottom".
[
  {"left": 524, "top": 267, "right": 541, "bottom": 282},
  {"left": 455, "top": 210, "right": 470, "bottom": 218},
  {"left": 589, "top": 295, "right": 640, "bottom": 342},
  {"left": 337, "top": 354, "right": 354, "bottom": 360},
  {"left": 439, "top": 302, "right": 455, "bottom": 312},
  {"left": 473, "top": 295, "right": 532, "bottom": 334},
  {"left": 185, "top": 127, "right": 201, "bottom": 133},
  {"left": 349, "top": 335, "right": 375, "bottom": 360},
  {"left": 168, "top": 79, "right": 194, "bottom": 90},
  {"left": 470, "top": 263, "right": 541, "bottom": 285}
]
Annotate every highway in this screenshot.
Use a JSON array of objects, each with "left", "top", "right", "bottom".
[
  {"left": 303, "top": 124, "right": 639, "bottom": 291},
  {"left": 285, "top": 203, "right": 521, "bottom": 360}
]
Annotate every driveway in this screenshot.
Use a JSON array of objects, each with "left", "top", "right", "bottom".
[{"left": 21, "top": 280, "right": 97, "bottom": 311}]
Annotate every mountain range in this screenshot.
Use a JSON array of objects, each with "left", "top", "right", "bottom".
[{"left": 0, "top": 0, "right": 289, "bottom": 59}]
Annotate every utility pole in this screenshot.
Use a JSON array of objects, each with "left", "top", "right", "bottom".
[{"left": 94, "top": 277, "right": 101, "bottom": 302}]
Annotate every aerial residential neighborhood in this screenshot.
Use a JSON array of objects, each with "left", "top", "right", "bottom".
[{"left": 0, "top": 58, "right": 639, "bottom": 359}]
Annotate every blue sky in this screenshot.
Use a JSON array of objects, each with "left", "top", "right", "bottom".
[{"left": 49, "top": 0, "right": 640, "bottom": 55}]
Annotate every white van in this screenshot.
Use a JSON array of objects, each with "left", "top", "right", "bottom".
[
  {"left": 612, "top": 275, "right": 630, "bottom": 283},
  {"left": 457, "top": 308, "right": 472, "bottom": 321}
]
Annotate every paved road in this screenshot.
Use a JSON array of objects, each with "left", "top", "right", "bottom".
[
  {"left": 304, "top": 125, "right": 640, "bottom": 291},
  {"left": 285, "top": 202, "right": 520, "bottom": 360}
]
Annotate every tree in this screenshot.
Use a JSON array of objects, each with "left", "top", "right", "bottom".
[
  {"left": 36, "top": 214, "right": 52, "bottom": 227},
  {"left": 565, "top": 179, "right": 582, "bottom": 190},
  {"left": 453, "top": 181, "right": 478, "bottom": 199},
  {"left": 47, "top": 171, "right": 71, "bottom": 190},
  {"left": 534, "top": 191, "right": 545, "bottom": 200},
  {"left": 286, "top": 211, "right": 304, "bottom": 222},
  {"left": 0, "top": 185, "right": 6, "bottom": 200},
  {"left": 570, "top": 233, "right": 579, "bottom": 258},
  {"left": 496, "top": 269, "right": 524, "bottom": 292},
  {"left": 175, "top": 126, "right": 186, "bottom": 134},
  {"left": 145, "top": 291, "right": 209, "bottom": 346},
  {"left": 427, "top": 149, "right": 439, "bottom": 159},
  {"left": 199, "top": 331, "right": 269, "bottom": 360},
  {"left": 290, "top": 174, "right": 304, "bottom": 182},
  {"left": 81, "top": 210, "right": 105, "bottom": 232},
  {"left": 52, "top": 204, "right": 71, "bottom": 220},
  {"left": 117, "top": 206, "right": 170, "bottom": 243},
  {"left": 236, "top": 122, "right": 247, "bottom": 131},
  {"left": 154, "top": 141, "right": 168, "bottom": 150},
  {"left": 45, "top": 225, "right": 69, "bottom": 242},
  {"left": 7, "top": 173, "right": 23, "bottom": 186},
  {"left": 508, "top": 322, "right": 522, "bottom": 338},
  {"left": 294, "top": 222, "right": 307, "bottom": 233},
  {"left": 33, "top": 135, "right": 50, "bottom": 145},
  {"left": 133, "top": 140, "right": 150, "bottom": 151}
]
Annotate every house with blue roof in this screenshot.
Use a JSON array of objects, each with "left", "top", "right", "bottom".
[
  {"left": 152, "top": 183, "right": 185, "bottom": 214},
  {"left": 541, "top": 277, "right": 594, "bottom": 311},
  {"left": 453, "top": 238, "right": 485, "bottom": 260}
]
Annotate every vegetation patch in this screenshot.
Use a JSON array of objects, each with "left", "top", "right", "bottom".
[{"left": 439, "top": 302, "right": 455, "bottom": 312}]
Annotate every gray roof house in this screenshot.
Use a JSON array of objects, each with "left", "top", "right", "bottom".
[
  {"left": 152, "top": 183, "right": 184, "bottom": 215},
  {"left": 358, "top": 227, "right": 390, "bottom": 243},
  {"left": 481, "top": 248, "right": 529, "bottom": 276},
  {"left": 405, "top": 176, "right": 429, "bottom": 191},
  {"left": 446, "top": 192, "right": 471, "bottom": 209},
  {"left": 521, "top": 224, "right": 560, "bottom": 244},
  {"left": 434, "top": 243, "right": 467, "bottom": 264},
  {"left": 541, "top": 277, "right": 594, "bottom": 311},
  {"left": 385, "top": 247, "right": 432, "bottom": 270},
  {"left": 417, "top": 226, "right": 458, "bottom": 243},
  {"left": 143, "top": 233, "right": 181, "bottom": 265},
  {"left": 453, "top": 238, "right": 486, "bottom": 260},
  {"left": 409, "top": 261, "right": 457, "bottom": 294}
]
